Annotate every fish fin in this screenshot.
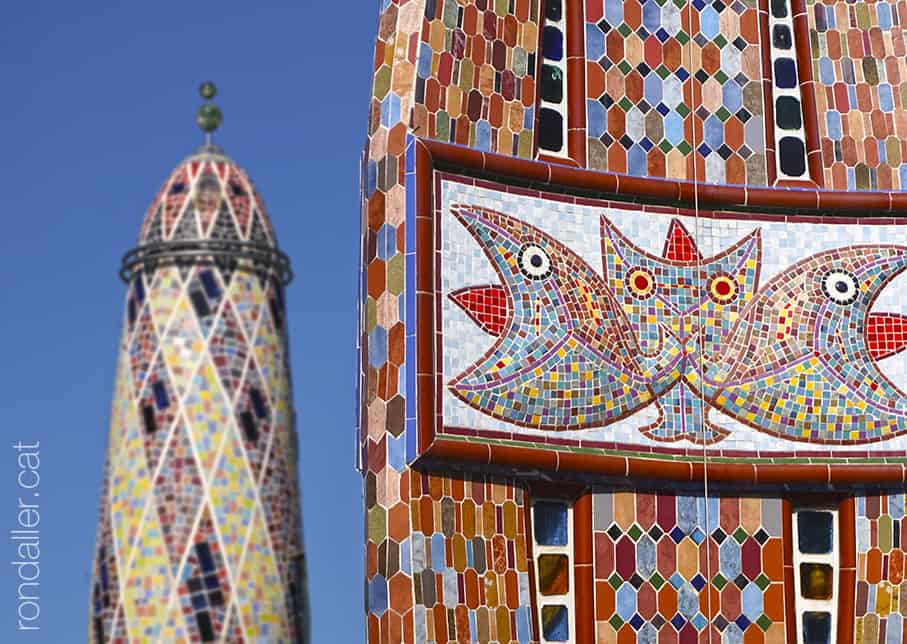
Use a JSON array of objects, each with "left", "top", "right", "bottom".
[{"left": 640, "top": 384, "right": 729, "bottom": 444}]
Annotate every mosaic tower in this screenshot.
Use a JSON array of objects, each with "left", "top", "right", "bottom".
[
  {"left": 90, "top": 84, "right": 308, "bottom": 643},
  {"left": 360, "top": 1, "right": 907, "bottom": 642}
]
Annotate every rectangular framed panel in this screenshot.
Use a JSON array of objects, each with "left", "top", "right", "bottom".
[{"left": 410, "top": 139, "right": 907, "bottom": 484}]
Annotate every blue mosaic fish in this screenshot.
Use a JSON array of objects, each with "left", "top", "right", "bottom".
[
  {"left": 702, "top": 245, "right": 907, "bottom": 444},
  {"left": 600, "top": 217, "right": 761, "bottom": 443},
  {"left": 448, "top": 206, "right": 670, "bottom": 429}
]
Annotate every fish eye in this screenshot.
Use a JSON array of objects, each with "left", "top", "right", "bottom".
[
  {"left": 821, "top": 269, "right": 859, "bottom": 304},
  {"left": 707, "top": 273, "right": 738, "bottom": 304},
  {"left": 627, "top": 267, "right": 656, "bottom": 299},
  {"left": 518, "top": 244, "right": 552, "bottom": 280}
]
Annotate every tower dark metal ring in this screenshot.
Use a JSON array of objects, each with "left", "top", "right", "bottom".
[{"left": 119, "top": 240, "right": 293, "bottom": 285}]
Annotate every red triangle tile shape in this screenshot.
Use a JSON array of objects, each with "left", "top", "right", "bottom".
[
  {"left": 867, "top": 312, "right": 907, "bottom": 361},
  {"left": 450, "top": 285, "right": 510, "bottom": 337},
  {"left": 662, "top": 219, "right": 702, "bottom": 262}
]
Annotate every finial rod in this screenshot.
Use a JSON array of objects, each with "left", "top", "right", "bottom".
[{"left": 196, "top": 81, "right": 222, "bottom": 142}]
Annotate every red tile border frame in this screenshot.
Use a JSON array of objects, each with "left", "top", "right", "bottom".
[{"left": 412, "top": 137, "right": 907, "bottom": 486}]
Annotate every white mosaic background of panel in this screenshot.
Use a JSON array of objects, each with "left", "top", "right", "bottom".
[{"left": 439, "top": 178, "right": 907, "bottom": 453}]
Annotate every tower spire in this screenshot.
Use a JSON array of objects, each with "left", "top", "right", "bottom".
[{"left": 196, "top": 81, "right": 222, "bottom": 147}]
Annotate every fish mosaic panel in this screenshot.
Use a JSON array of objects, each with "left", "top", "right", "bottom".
[{"left": 436, "top": 177, "right": 907, "bottom": 457}]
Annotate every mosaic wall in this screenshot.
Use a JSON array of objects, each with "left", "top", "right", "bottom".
[
  {"left": 855, "top": 492, "right": 907, "bottom": 642},
  {"left": 89, "top": 151, "right": 307, "bottom": 643},
  {"left": 439, "top": 178, "right": 907, "bottom": 456},
  {"left": 807, "top": 0, "right": 907, "bottom": 190},
  {"left": 584, "top": 0, "right": 768, "bottom": 184},
  {"left": 593, "top": 491, "right": 788, "bottom": 642},
  {"left": 361, "top": 3, "right": 425, "bottom": 641},
  {"left": 411, "top": 0, "right": 541, "bottom": 157},
  {"left": 361, "top": 1, "right": 907, "bottom": 642}
]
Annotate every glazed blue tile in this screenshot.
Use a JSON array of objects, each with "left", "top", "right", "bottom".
[
  {"left": 742, "top": 583, "right": 763, "bottom": 620},
  {"left": 605, "top": 0, "right": 623, "bottom": 25},
  {"left": 431, "top": 533, "right": 446, "bottom": 570},
  {"left": 636, "top": 535, "right": 656, "bottom": 577},
  {"left": 878, "top": 2, "right": 892, "bottom": 29},
  {"left": 368, "top": 326, "right": 388, "bottom": 368},
  {"left": 677, "top": 496, "right": 698, "bottom": 534},
  {"left": 819, "top": 57, "right": 834, "bottom": 85},
  {"left": 700, "top": 5, "right": 720, "bottom": 39},
  {"left": 517, "top": 606, "right": 532, "bottom": 644},
  {"left": 542, "top": 605, "right": 569, "bottom": 641},
  {"left": 388, "top": 433, "right": 405, "bottom": 471},
  {"left": 377, "top": 224, "right": 396, "bottom": 261},
  {"left": 880, "top": 84, "right": 894, "bottom": 112},
  {"left": 678, "top": 584, "right": 698, "bottom": 618},
  {"left": 617, "top": 584, "right": 636, "bottom": 620},
  {"left": 543, "top": 26, "right": 563, "bottom": 61},
  {"left": 704, "top": 115, "right": 724, "bottom": 149},
  {"left": 665, "top": 111, "right": 684, "bottom": 145},
  {"left": 887, "top": 613, "right": 902, "bottom": 644},
  {"left": 400, "top": 537, "right": 412, "bottom": 575},
  {"left": 442, "top": 568, "right": 458, "bottom": 608},
  {"left": 418, "top": 43, "right": 433, "bottom": 79},
  {"left": 586, "top": 23, "right": 605, "bottom": 61},
  {"left": 643, "top": 0, "right": 661, "bottom": 33},
  {"left": 412, "top": 533, "right": 426, "bottom": 573},
  {"left": 588, "top": 100, "right": 606, "bottom": 138},
  {"left": 722, "top": 81, "right": 742, "bottom": 112},
  {"left": 628, "top": 145, "right": 647, "bottom": 176},
  {"left": 368, "top": 575, "right": 388, "bottom": 616},
  {"left": 890, "top": 493, "right": 905, "bottom": 519},
  {"left": 719, "top": 538, "right": 742, "bottom": 579},
  {"left": 826, "top": 111, "right": 841, "bottom": 140},
  {"left": 644, "top": 73, "right": 663, "bottom": 104},
  {"left": 774, "top": 58, "right": 797, "bottom": 88},
  {"left": 475, "top": 119, "right": 491, "bottom": 151}
]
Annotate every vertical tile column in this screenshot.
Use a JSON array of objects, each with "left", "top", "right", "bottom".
[
  {"left": 531, "top": 497, "right": 575, "bottom": 642},
  {"left": 765, "top": 0, "right": 810, "bottom": 181},
  {"left": 537, "top": 0, "right": 570, "bottom": 156},
  {"left": 792, "top": 507, "right": 839, "bottom": 643}
]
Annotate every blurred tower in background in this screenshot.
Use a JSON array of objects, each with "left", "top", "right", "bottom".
[{"left": 89, "top": 83, "right": 308, "bottom": 643}]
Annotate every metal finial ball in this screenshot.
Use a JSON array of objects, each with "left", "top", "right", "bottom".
[
  {"left": 199, "top": 81, "right": 217, "bottom": 100},
  {"left": 196, "top": 103, "right": 223, "bottom": 134}
]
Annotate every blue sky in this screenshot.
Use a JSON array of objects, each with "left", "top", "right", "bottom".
[{"left": 0, "top": 2, "right": 372, "bottom": 640}]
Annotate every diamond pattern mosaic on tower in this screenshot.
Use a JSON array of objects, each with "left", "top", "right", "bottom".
[{"left": 89, "top": 149, "right": 307, "bottom": 643}]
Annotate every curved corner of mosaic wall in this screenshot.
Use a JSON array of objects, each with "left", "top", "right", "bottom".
[
  {"left": 89, "top": 161, "right": 306, "bottom": 643},
  {"left": 806, "top": 0, "right": 907, "bottom": 190}
]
